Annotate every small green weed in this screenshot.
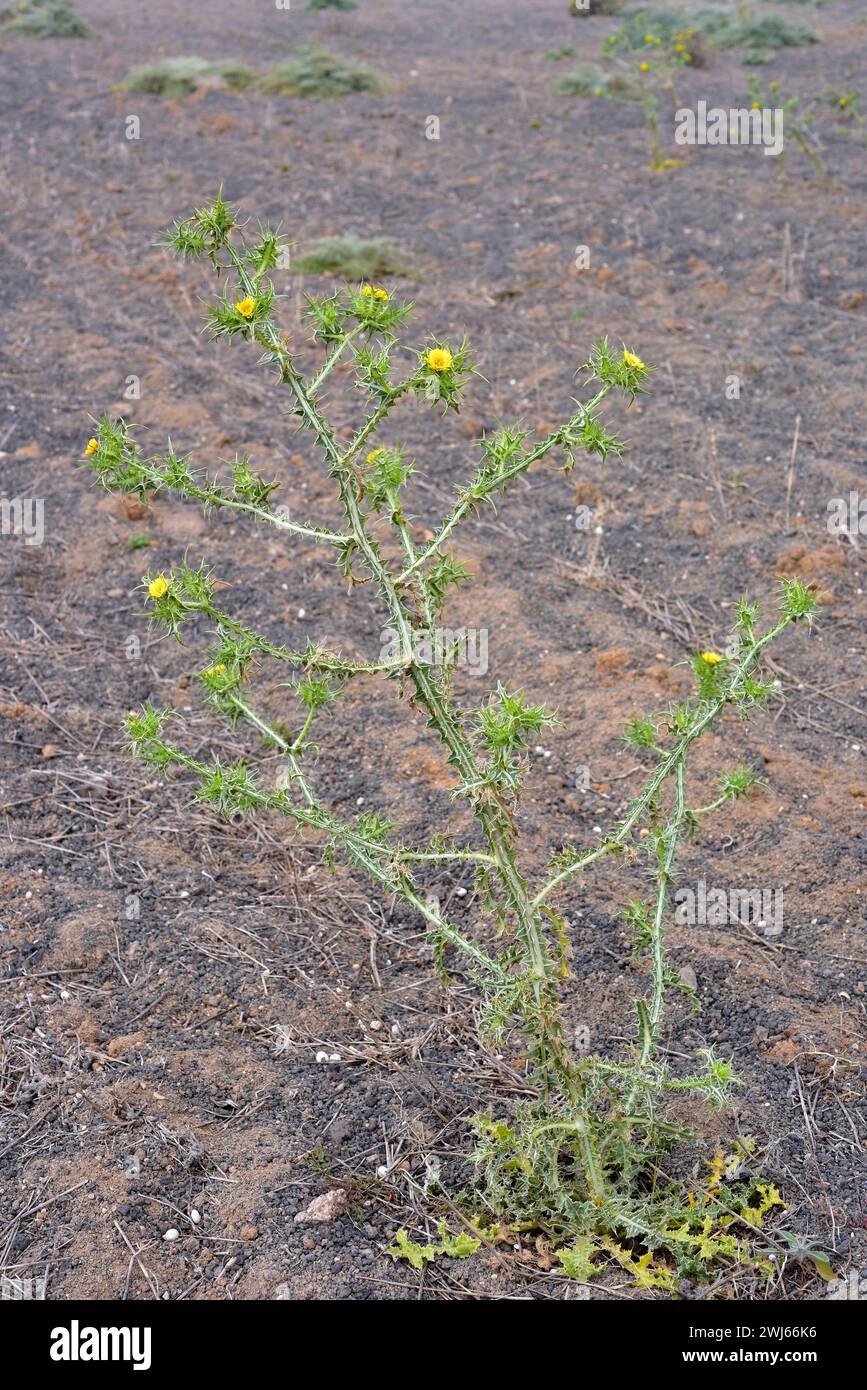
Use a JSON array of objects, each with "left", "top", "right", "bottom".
[
  {"left": 558, "top": 63, "right": 638, "bottom": 99},
  {"left": 117, "top": 57, "right": 257, "bottom": 97},
  {"left": 291, "top": 235, "right": 412, "bottom": 280},
  {"left": 1, "top": 0, "right": 92, "bottom": 38},
  {"left": 259, "top": 46, "right": 382, "bottom": 99}
]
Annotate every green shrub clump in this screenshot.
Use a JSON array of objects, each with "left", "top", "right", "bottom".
[{"left": 1, "top": 0, "right": 92, "bottom": 38}]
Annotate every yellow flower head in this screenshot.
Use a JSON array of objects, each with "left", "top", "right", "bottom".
[
  {"left": 425, "top": 347, "right": 453, "bottom": 373},
  {"left": 639, "top": 62, "right": 650, "bottom": 73},
  {"left": 148, "top": 576, "right": 168, "bottom": 599},
  {"left": 204, "top": 663, "right": 227, "bottom": 678},
  {"left": 675, "top": 42, "right": 685, "bottom": 53},
  {"left": 701, "top": 650, "right": 723, "bottom": 665},
  {"left": 839, "top": 96, "right": 848, "bottom": 107},
  {"left": 84, "top": 437, "right": 98, "bottom": 456},
  {"left": 366, "top": 448, "right": 385, "bottom": 464},
  {"left": 235, "top": 297, "right": 256, "bottom": 319},
  {"left": 623, "top": 349, "right": 645, "bottom": 371},
  {"left": 361, "top": 284, "right": 374, "bottom": 296},
  {"left": 374, "top": 287, "right": 389, "bottom": 301},
  {"left": 644, "top": 33, "right": 653, "bottom": 43},
  {"left": 751, "top": 101, "right": 760, "bottom": 111}
]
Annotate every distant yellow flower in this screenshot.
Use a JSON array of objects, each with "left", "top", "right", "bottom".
[
  {"left": 84, "top": 437, "right": 98, "bottom": 456},
  {"left": 701, "top": 650, "right": 723, "bottom": 665},
  {"left": 235, "top": 297, "right": 256, "bottom": 319},
  {"left": 374, "top": 287, "right": 389, "bottom": 301},
  {"left": 361, "top": 285, "right": 374, "bottom": 297},
  {"left": 366, "top": 448, "right": 385, "bottom": 463},
  {"left": 425, "top": 347, "right": 453, "bottom": 373},
  {"left": 639, "top": 62, "right": 650, "bottom": 73},
  {"left": 675, "top": 42, "right": 685, "bottom": 53},
  {"left": 751, "top": 101, "right": 760, "bottom": 111},
  {"left": 839, "top": 97, "right": 848, "bottom": 108},
  {"left": 644, "top": 33, "right": 653, "bottom": 43},
  {"left": 623, "top": 349, "right": 645, "bottom": 370},
  {"left": 148, "top": 576, "right": 168, "bottom": 599},
  {"left": 204, "top": 663, "right": 227, "bottom": 678}
]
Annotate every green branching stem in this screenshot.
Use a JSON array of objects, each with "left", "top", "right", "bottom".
[
  {"left": 395, "top": 387, "right": 614, "bottom": 588},
  {"left": 533, "top": 616, "right": 795, "bottom": 910}
]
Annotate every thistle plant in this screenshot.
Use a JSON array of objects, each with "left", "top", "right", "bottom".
[
  {"left": 746, "top": 76, "right": 833, "bottom": 186},
  {"left": 83, "top": 194, "right": 817, "bottom": 1286},
  {"left": 827, "top": 88, "right": 866, "bottom": 143},
  {"left": 603, "top": 22, "right": 700, "bottom": 169}
]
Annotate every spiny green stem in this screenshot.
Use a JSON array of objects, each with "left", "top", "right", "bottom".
[
  {"left": 117, "top": 454, "right": 348, "bottom": 545},
  {"left": 395, "top": 388, "right": 613, "bottom": 587},
  {"left": 533, "top": 618, "right": 792, "bottom": 908},
  {"left": 307, "top": 323, "right": 365, "bottom": 393}
]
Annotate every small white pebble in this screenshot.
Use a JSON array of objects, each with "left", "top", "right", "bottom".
[
  {"left": 190, "top": 1210, "right": 201, "bottom": 1224},
  {"left": 390, "top": 1023, "right": 400, "bottom": 1037},
  {"left": 297, "top": 607, "right": 306, "bottom": 618},
  {"left": 60, "top": 990, "right": 71, "bottom": 1001},
  {"left": 456, "top": 886, "right": 467, "bottom": 897},
  {"left": 315, "top": 1050, "right": 329, "bottom": 1064},
  {"left": 592, "top": 825, "right": 602, "bottom": 835},
  {"left": 377, "top": 1165, "right": 389, "bottom": 1179},
  {"left": 329, "top": 1053, "right": 341, "bottom": 1064},
  {"left": 163, "top": 1229, "right": 180, "bottom": 1242}
]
